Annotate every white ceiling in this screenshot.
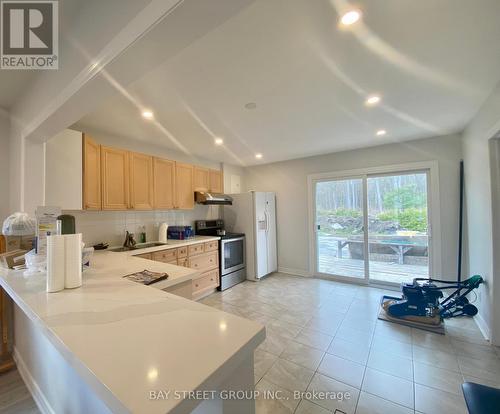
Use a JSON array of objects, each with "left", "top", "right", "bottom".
[{"left": 74, "top": 0, "right": 500, "bottom": 166}]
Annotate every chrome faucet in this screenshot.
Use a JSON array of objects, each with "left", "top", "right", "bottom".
[{"left": 123, "top": 231, "right": 137, "bottom": 249}]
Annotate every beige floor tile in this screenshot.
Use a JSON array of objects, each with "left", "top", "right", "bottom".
[
  {"left": 414, "top": 383, "right": 467, "bottom": 414},
  {"left": 318, "top": 354, "right": 365, "bottom": 388},
  {"left": 367, "top": 349, "right": 413, "bottom": 380},
  {"left": 327, "top": 337, "right": 370, "bottom": 364},
  {"left": 457, "top": 355, "right": 500, "bottom": 383},
  {"left": 370, "top": 336, "right": 413, "bottom": 359},
  {"left": 295, "top": 399, "right": 332, "bottom": 414},
  {"left": 374, "top": 322, "right": 412, "bottom": 344},
  {"left": 254, "top": 349, "right": 279, "bottom": 384},
  {"left": 264, "top": 359, "right": 315, "bottom": 392},
  {"left": 462, "top": 375, "right": 500, "bottom": 388},
  {"left": 295, "top": 328, "right": 334, "bottom": 351},
  {"left": 341, "top": 315, "right": 376, "bottom": 333},
  {"left": 446, "top": 326, "right": 489, "bottom": 346},
  {"left": 413, "top": 361, "right": 463, "bottom": 395},
  {"left": 267, "top": 319, "right": 303, "bottom": 339},
  {"left": 306, "top": 373, "right": 360, "bottom": 414},
  {"left": 451, "top": 338, "right": 499, "bottom": 361},
  {"left": 280, "top": 340, "right": 325, "bottom": 371},
  {"left": 335, "top": 326, "right": 373, "bottom": 346},
  {"left": 412, "top": 345, "right": 460, "bottom": 372},
  {"left": 277, "top": 313, "right": 312, "bottom": 327},
  {"left": 411, "top": 329, "right": 452, "bottom": 350},
  {"left": 258, "top": 332, "right": 290, "bottom": 356},
  {"left": 355, "top": 391, "right": 414, "bottom": 414},
  {"left": 362, "top": 368, "right": 414, "bottom": 409},
  {"left": 255, "top": 378, "right": 300, "bottom": 414},
  {"left": 305, "top": 316, "right": 342, "bottom": 336}
]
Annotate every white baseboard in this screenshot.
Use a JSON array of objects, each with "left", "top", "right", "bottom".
[
  {"left": 13, "top": 348, "right": 54, "bottom": 414},
  {"left": 277, "top": 267, "right": 312, "bottom": 277},
  {"left": 474, "top": 313, "right": 491, "bottom": 341}
]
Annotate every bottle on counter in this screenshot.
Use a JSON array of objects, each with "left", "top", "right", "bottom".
[{"left": 140, "top": 226, "right": 146, "bottom": 243}]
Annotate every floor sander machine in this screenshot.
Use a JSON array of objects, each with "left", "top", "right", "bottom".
[
  {"left": 380, "top": 161, "right": 484, "bottom": 333},
  {"left": 380, "top": 275, "right": 483, "bottom": 332}
]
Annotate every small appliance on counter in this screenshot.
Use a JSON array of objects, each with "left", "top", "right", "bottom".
[
  {"left": 167, "top": 226, "right": 194, "bottom": 240},
  {"left": 158, "top": 222, "right": 168, "bottom": 243},
  {"left": 195, "top": 219, "right": 246, "bottom": 291}
]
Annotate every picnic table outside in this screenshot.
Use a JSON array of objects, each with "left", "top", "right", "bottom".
[{"left": 334, "top": 236, "right": 428, "bottom": 265}]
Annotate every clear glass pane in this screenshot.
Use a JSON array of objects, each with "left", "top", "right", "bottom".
[
  {"left": 316, "top": 179, "right": 365, "bottom": 278},
  {"left": 367, "top": 172, "right": 429, "bottom": 283}
]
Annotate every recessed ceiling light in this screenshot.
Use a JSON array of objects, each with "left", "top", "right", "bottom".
[
  {"left": 245, "top": 102, "right": 257, "bottom": 110},
  {"left": 365, "top": 95, "right": 381, "bottom": 106},
  {"left": 340, "top": 10, "right": 361, "bottom": 26},
  {"left": 255, "top": 153, "right": 263, "bottom": 159},
  {"left": 376, "top": 129, "right": 387, "bottom": 136},
  {"left": 142, "top": 110, "right": 154, "bottom": 119},
  {"left": 214, "top": 138, "right": 224, "bottom": 145}
]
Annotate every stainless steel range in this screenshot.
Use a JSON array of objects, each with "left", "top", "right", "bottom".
[{"left": 195, "top": 220, "right": 246, "bottom": 291}]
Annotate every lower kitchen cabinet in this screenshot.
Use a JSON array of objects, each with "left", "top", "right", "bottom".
[{"left": 144, "top": 241, "right": 220, "bottom": 300}]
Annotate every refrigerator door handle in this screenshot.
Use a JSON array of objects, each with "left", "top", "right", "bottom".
[{"left": 264, "top": 211, "right": 269, "bottom": 233}]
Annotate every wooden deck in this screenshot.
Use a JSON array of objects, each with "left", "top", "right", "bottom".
[
  {"left": 318, "top": 256, "right": 428, "bottom": 283},
  {"left": 318, "top": 234, "right": 428, "bottom": 283}
]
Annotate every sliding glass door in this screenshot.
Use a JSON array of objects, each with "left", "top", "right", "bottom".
[
  {"left": 316, "top": 178, "right": 365, "bottom": 279},
  {"left": 367, "top": 172, "right": 430, "bottom": 283},
  {"left": 314, "top": 170, "right": 431, "bottom": 285}
]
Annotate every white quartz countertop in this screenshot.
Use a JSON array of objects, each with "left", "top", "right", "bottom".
[
  {"left": 0, "top": 243, "right": 265, "bottom": 414},
  {"left": 116, "top": 235, "right": 220, "bottom": 257}
]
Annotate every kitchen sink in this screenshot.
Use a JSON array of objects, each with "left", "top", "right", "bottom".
[{"left": 110, "top": 242, "right": 167, "bottom": 252}]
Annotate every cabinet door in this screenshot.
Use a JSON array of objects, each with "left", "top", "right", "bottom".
[
  {"left": 209, "top": 169, "right": 223, "bottom": 193},
  {"left": 101, "top": 146, "right": 129, "bottom": 210},
  {"left": 175, "top": 163, "right": 194, "bottom": 209},
  {"left": 129, "top": 152, "right": 154, "bottom": 210},
  {"left": 193, "top": 166, "right": 209, "bottom": 192},
  {"left": 83, "top": 134, "right": 101, "bottom": 210},
  {"left": 153, "top": 158, "right": 175, "bottom": 210}
]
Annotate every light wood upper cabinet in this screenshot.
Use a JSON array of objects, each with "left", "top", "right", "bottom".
[
  {"left": 129, "top": 152, "right": 154, "bottom": 210},
  {"left": 101, "top": 146, "right": 129, "bottom": 210},
  {"left": 83, "top": 134, "right": 101, "bottom": 210},
  {"left": 209, "top": 169, "right": 223, "bottom": 193},
  {"left": 153, "top": 157, "right": 175, "bottom": 210},
  {"left": 175, "top": 163, "right": 194, "bottom": 209},
  {"left": 194, "top": 166, "right": 209, "bottom": 192}
]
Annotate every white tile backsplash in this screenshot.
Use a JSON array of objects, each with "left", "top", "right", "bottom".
[{"left": 67, "top": 205, "right": 220, "bottom": 247}]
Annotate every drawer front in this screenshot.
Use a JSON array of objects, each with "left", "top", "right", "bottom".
[
  {"left": 135, "top": 253, "right": 152, "bottom": 260},
  {"left": 188, "top": 243, "right": 205, "bottom": 256},
  {"left": 188, "top": 251, "right": 218, "bottom": 272},
  {"left": 204, "top": 240, "right": 218, "bottom": 252},
  {"left": 177, "top": 246, "right": 188, "bottom": 258},
  {"left": 152, "top": 249, "right": 177, "bottom": 263},
  {"left": 192, "top": 269, "right": 219, "bottom": 295},
  {"left": 177, "top": 258, "right": 188, "bottom": 267}
]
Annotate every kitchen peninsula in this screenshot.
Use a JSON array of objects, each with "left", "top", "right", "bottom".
[{"left": 0, "top": 238, "right": 265, "bottom": 414}]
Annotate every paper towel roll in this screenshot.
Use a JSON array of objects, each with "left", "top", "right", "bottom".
[
  {"left": 65, "top": 233, "right": 82, "bottom": 289},
  {"left": 47, "top": 235, "right": 65, "bottom": 293}
]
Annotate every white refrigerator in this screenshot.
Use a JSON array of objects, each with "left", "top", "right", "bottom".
[{"left": 224, "top": 191, "right": 277, "bottom": 280}]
